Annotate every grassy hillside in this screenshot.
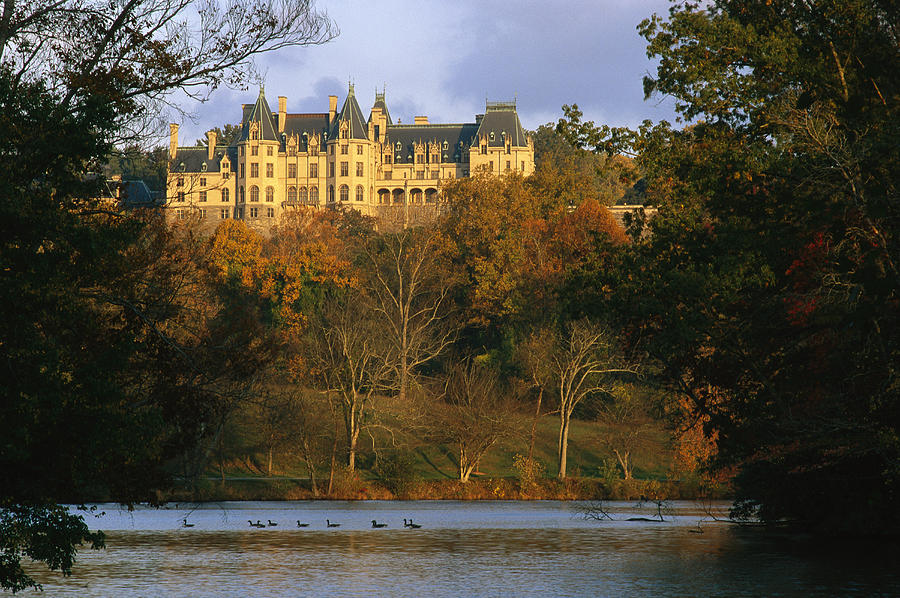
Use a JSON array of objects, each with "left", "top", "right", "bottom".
[{"left": 166, "top": 392, "right": 715, "bottom": 501}]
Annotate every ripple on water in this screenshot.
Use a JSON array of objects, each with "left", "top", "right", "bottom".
[{"left": 21, "top": 501, "right": 900, "bottom": 597}]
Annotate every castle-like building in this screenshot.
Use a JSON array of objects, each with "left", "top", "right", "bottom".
[{"left": 167, "top": 85, "right": 534, "bottom": 230}]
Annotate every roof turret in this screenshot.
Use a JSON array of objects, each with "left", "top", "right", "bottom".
[
  {"left": 370, "top": 90, "right": 393, "bottom": 125},
  {"left": 329, "top": 83, "right": 369, "bottom": 140},
  {"left": 239, "top": 87, "right": 279, "bottom": 142}
]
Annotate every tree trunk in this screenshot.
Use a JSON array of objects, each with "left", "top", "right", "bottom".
[
  {"left": 348, "top": 424, "right": 360, "bottom": 471},
  {"left": 558, "top": 411, "right": 571, "bottom": 479},
  {"left": 459, "top": 449, "right": 477, "bottom": 482},
  {"left": 266, "top": 446, "right": 273, "bottom": 476},
  {"left": 399, "top": 351, "right": 408, "bottom": 401},
  {"left": 302, "top": 437, "right": 319, "bottom": 496},
  {"left": 327, "top": 399, "right": 338, "bottom": 496},
  {"left": 345, "top": 396, "right": 360, "bottom": 471},
  {"left": 614, "top": 449, "right": 632, "bottom": 480},
  {"left": 528, "top": 387, "right": 543, "bottom": 463},
  {"left": 327, "top": 442, "right": 336, "bottom": 496}
]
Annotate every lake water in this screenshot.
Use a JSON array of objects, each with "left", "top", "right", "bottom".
[{"left": 24, "top": 500, "right": 900, "bottom": 597}]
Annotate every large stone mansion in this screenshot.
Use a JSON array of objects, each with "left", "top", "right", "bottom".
[{"left": 167, "top": 84, "right": 534, "bottom": 230}]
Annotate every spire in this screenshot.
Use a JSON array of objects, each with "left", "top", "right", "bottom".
[
  {"left": 372, "top": 88, "right": 393, "bottom": 125},
  {"left": 240, "top": 86, "right": 278, "bottom": 142},
  {"left": 329, "top": 84, "right": 368, "bottom": 140}
]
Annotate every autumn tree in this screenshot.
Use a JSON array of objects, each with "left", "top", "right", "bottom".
[
  {"left": 530, "top": 120, "right": 637, "bottom": 208},
  {"left": 360, "top": 227, "right": 457, "bottom": 400},
  {"left": 441, "top": 172, "right": 626, "bottom": 347}
]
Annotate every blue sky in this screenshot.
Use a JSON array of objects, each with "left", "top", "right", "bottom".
[{"left": 173, "top": 0, "right": 678, "bottom": 146}]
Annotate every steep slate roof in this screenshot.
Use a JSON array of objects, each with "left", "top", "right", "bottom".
[
  {"left": 329, "top": 84, "right": 368, "bottom": 140},
  {"left": 283, "top": 113, "right": 330, "bottom": 151},
  {"left": 118, "top": 180, "right": 162, "bottom": 207},
  {"left": 474, "top": 101, "right": 529, "bottom": 147},
  {"left": 239, "top": 88, "right": 279, "bottom": 142},
  {"left": 171, "top": 146, "right": 227, "bottom": 173},
  {"left": 370, "top": 91, "right": 393, "bottom": 125},
  {"left": 384, "top": 123, "right": 479, "bottom": 164}
]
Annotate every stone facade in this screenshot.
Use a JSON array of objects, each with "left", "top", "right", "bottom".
[{"left": 166, "top": 85, "right": 534, "bottom": 231}]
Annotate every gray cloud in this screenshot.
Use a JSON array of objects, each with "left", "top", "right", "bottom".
[
  {"left": 172, "top": 1, "right": 678, "bottom": 146},
  {"left": 443, "top": 0, "right": 676, "bottom": 128}
]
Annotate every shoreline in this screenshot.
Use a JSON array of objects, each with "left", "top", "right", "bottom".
[{"left": 163, "top": 476, "right": 729, "bottom": 503}]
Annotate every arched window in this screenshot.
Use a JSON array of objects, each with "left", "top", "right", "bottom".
[
  {"left": 221, "top": 188, "right": 230, "bottom": 203},
  {"left": 328, "top": 185, "right": 334, "bottom": 203},
  {"left": 265, "top": 186, "right": 274, "bottom": 202},
  {"left": 339, "top": 184, "right": 349, "bottom": 202},
  {"left": 239, "top": 186, "right": 244, "bottom": 203},
  {"left": 299, "top": 186, "right": 308, "bottom": 203},
  {"left": 287, "top": 186, "right": 297, "bottom": 203},
  {"left": 310, "top": 186, "right": 318, "bottom": 203},
  {"left": 355, "top": 185, "right": 364, "bottom": 202},
  {"left": 250, "top": 185, "right": 259, "bottom": 202}
]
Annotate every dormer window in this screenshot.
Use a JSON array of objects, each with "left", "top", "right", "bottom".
[
  {"left": 396, "top": 141, "right": 402, "bottom": 150},
  {"left": 442, "top": 141, "right": 449, "bottom": 150},
  {"left": 489, "top": 132, "right": 495, "bottom": 141},
  {"left": 201, "top": 162, "right": 208, "bottom": 172}
]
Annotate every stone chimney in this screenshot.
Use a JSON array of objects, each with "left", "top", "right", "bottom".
[
  {"left": 414, "top": 116, "right": 429, "bottom": 125},
  {"left": 328, "top": 95, "right": 338, "bottom": 124},
  {"left": 169, "top": 123, "right": 179, "bottom": 159},
  {"left": 207, "top": 130, "right": 217, "bottom": 160},
  {"left": 278, "top": 96, "right": 287, "bottom": 132}
]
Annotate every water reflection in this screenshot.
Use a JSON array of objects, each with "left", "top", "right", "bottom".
[{"left": 23, "top": 501, "right": 900, "bottom": 597}]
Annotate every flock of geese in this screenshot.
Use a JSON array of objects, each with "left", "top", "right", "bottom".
[
  {"left": 181, "top": 517, "right": 423, "bottom": 529},
  {"left": 246, "top": 518, "right": 422, "bottom": 529}
]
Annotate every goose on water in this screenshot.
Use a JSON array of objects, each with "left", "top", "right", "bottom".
[
  {"left": 326, "top": 519, "right": 340, "bottom": 528},
  {"left": 181, "top": 518, "right": 194, "bottom": 528},
  {"left": 267, "top": 520, "right": 278, "bottom": 527},
  {"left": 371, "top": 520, "right": 388, "bottom": 528},
  {"left": 248, "top": 520, "right": 265, "bottom": 528},
  {"left": 296, "top": 521, "right": 310, "bottom": 528},
  {"left": 404, "top": 518, "right": 422, "bottom": 529}
]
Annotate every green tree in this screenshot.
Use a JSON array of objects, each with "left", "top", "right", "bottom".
[
  {"left": 0, "top": 0, "right": 336, "bottom": 589},
  {"left": 196, "top": 124, "right": 242, "bottom": 146},
  {"left": 105, "top": 145, "right": 170, "bottom": 192},
  {"left": 582, "top": 0, "right": 899, "bottom": 533}
]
